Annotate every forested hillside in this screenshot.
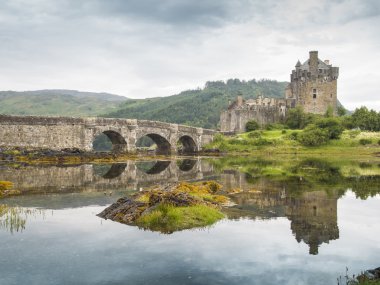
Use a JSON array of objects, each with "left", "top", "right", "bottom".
[
  {"left": 0, "top": 90, "right": 127, "bottom": 117},
  {"left": 105, "top": 79, "right": 288, "bottom": 129}
]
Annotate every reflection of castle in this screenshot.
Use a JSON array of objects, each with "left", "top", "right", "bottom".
[
  {"left": 286, "top": 191, "right": 339, "bottom": 255},
  {"left": 221, "top": 172, "right": 339, "bottom": 255}
]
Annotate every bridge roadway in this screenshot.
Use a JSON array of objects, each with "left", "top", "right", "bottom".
[{"left": 0, "top": 115, "right": 217, "bottom": 153}]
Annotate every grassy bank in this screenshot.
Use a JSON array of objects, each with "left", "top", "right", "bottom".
[{"left": 205, "top": 129, "right": 380, "bottom": 156}]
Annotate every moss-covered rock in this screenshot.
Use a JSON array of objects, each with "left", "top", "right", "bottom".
[
  {"left": 97, "top": 181, "right": 228, "bottom": 233},
  {"left": 0, "top": 180, "right": 20, "bottom": 198}
]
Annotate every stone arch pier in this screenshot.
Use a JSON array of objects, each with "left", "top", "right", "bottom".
[{"left": 0, "top": 115, "right": 217, "bottom": 154}]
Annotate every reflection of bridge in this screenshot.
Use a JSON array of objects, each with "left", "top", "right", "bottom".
[
  {"left": 0, "top": 115, "right": 217, "bottom": 153},
  {"left": 0, "top": 159, "right": 216, "bottom": 194}
]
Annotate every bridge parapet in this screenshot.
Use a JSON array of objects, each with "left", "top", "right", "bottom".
[{"left": 0, "top": 115, "right": 218, "bottom": 153}]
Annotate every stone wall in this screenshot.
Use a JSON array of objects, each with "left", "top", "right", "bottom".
[
  {"left": 0, "top": 115, "right": 217, "bottom": 153},
  {"left": 297, "top": 79, "right": 337, "bottom": 114},
  {"left": 220, "top": 106, "right": 285, "bottom": 133}
]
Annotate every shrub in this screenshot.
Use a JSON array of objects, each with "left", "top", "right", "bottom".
[
  {"left": 297, "top": 125, "right": 329, "bottom": 146},
  {"left": 288, "top": 131, "right": 298, "bottom": 140},
  {"left": 213, "top": 133, "right": 225, "bottom": 143},
  {"left": 281, "top": 129, "right": 287, "bottom": 134},
  {"left": 246, "top": 120, "right": 260, "bottom": 132},
  {"left": 247, "top": 131, "right": 262, "bottom": 139},
  {"left": 252, "top": 138, "right": 272, "bottom": 146},
  {"left": 348, "top": 130, "right": 361, "bottom": 138},
  {"left": 359, "top": 138, "right": 372, "bottom": 145},
  {"left": 316, "top": 118, "right": 344, "bottom": 139},
  {"left": 265, "top": 123, "right": 286, "bottom": 130},
  {"left": 378, "top": 139, "right": 380, "bottom": 146}
]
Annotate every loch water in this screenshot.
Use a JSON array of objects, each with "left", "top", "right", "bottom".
[{"left": 0, "top": 156, "right": 379, "bottom": 285}]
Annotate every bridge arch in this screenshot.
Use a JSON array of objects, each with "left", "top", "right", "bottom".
[
  {"left": 177, "top": 135, "right": 197, "bottom": 154},
  {"left": 93, "top": 130, "right": 127, "bottom": 153},
  {"left": 137, "top": 133, "right": 171, "bottom": 154}
]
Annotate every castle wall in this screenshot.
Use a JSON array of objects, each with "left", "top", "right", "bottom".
[
  {"left": 220, "top": 106, "right": 285, "bottom": 133},
  {"left": 296, "top": 80, "right": 337, "bottom": 114}
]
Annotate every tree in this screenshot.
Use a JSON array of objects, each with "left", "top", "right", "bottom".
[
  {"left": 297, "top": 125, "right": 329, "bottom": 146},
  {"left": 285, "top": 106, "right": 315, "bottom": 129},
  {"left": 246, "top": 120, "right": 260, "bottom": 132},
  {"left": 337, "top": 106, "right": 346, "bottom": 117},
  {"left": 316, "top": 118, "right": 344, "bottom": 139},
  {"left": 351, "top": 107, "right": 380, "bottom": 131}
]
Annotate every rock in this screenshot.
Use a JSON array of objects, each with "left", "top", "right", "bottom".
[{"left": 97, "top": 198, "right": 147, "bottom": 224}]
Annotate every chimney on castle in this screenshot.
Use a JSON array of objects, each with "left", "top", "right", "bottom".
[
  {"left": 309, "top": 51, "right": 318, "bottom": 76},
  {"left": 237, "top": 95, "right": 243, "bottom": 107}
]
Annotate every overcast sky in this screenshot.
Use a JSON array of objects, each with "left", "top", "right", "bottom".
[{"left": 1, "top": 0, "right": 379, "bottom": 110}]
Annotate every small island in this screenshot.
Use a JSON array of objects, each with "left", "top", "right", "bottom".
[{"left": 97, "top": 181, "right": 230, "bottom": 233}]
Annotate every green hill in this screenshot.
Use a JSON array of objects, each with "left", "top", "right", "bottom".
[
  {"left": 0, "top": 89, "right": 127, "bottom": 117},
  {"left": 104, "top": 79, "right": 288, "bottom": 129}
]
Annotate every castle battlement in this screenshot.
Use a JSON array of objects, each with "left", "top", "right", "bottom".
[
  {"left": 286, "top": 51, "right": 339, "bottom": 114},
  {"left": 220, "top": 51, "right": 339, "bottom": 133}
]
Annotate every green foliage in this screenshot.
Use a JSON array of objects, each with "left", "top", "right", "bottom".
[
  {"left": 324, "top": 105, "right": 334, "bottom": 118},
  {"left": 359, "top": 138, "right": 372, "bottom": 145},
  {"left": 0, "top": 90, "right": 126, "bottom": 117},
  {"left": 92, "top": 133, "right": 113, "bottom": 151},
  {"left": 297, "top": 125, "right": 329, "bottom": 146},
  {"left": 351, "top": 106, "right": 380, "bottom": 131},
  {"left": 348, "top": 130, "right": 361, "bottom": 138},
  {"left": 337, "top": 106, "right": 346, "bottom": 116},
  {"left": 247, "top": 131, "right": 262, "bottom": 138},
  {"left": 265, "top": 123, "right": 286, "bottom": 130},
  {"left": 288, "top": 131, "right": 299, "bottom": 140},
  {"left": 136, "top": 204, "right": 224, "bottom": 233},
  {"left": 285, "top": 106, "right": 315, "bottom": 129},
  {"left": 246, "top": 120, "right": 260, "bottom": 132},
  {"left": 316, "top": 117, "right": 344, "bottom": 139},
  {"left": 104, "top": 79, "right": 288, "bottom": 129}
]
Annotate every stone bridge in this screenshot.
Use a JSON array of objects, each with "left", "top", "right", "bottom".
[{"left": 0, "top": 115, "right": 217, "bottom": 153}]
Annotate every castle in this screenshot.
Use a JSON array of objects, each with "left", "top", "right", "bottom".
[{"left": 220, "top": 51, "right": 339, "bottom": 133}]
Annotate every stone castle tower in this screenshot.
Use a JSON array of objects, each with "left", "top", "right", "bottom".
[
  {"left": 285, "top": 51, "right": 339, "bottom": 114},
  {"left": 220, "top": 51, "right": 339, "bottom": 133}
]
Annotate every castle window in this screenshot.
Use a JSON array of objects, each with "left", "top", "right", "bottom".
[
  {"left": 330, "top": 94, "right": 332, "bottom": 98},
  {"left": 312, "top": 88, "right": 317, "bottom": 99}
]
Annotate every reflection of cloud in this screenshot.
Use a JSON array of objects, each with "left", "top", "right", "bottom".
[{"left": 0, "top": 0, "right": 379, "bottom": 110}]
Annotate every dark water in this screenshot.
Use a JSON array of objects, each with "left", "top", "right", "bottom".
[{"left": 0, "top": 156, "right": 379, "bottom": 285}]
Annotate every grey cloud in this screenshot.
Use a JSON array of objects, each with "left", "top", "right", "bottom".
[{"left": 0, "top": 0, "right": 379, "bottom": 110}]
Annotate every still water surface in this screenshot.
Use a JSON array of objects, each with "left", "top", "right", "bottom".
[{"left": 0, "top": 157, "right": 379, "bottom": 285}]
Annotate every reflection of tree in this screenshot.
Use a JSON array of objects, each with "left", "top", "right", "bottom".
[
  {"left": 349, "top": 176, "right": 380, "bottom": 199},
  {"left": 0, "top": 205, "right": 44, "bottom": 234}
]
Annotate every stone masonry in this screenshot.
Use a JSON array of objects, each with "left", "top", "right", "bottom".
[
  {"left": 220, "top": 51, "right": 339, "bottom": 133},
  {"left": 0, "top": 115, "right": 216, "bottom": 153},
  {"left": 286, "top": 50, "right": 339, "bottom": 114}
]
